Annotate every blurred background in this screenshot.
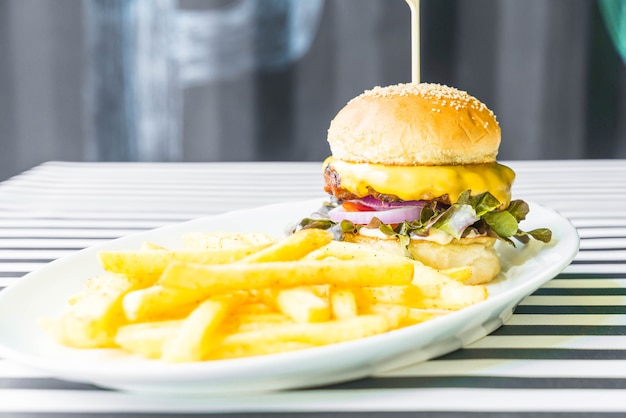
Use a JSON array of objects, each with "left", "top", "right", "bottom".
[{"left": 0, "top": 0, "right": 625, "bottom": 182}]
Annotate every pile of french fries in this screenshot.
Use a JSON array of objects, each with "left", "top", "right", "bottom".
[{"left": 41, "top": 229, "right": 488, "bottom": 363}]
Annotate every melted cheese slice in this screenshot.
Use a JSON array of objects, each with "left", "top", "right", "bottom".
[{"left": 324, "top": 157, "right": 515, "bottom": 207}]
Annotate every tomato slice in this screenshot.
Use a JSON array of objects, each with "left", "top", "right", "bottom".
[{"left": 341, "top": 201, "right": 375, "bottom": 212}]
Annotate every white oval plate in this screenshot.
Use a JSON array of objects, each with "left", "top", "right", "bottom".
[{"left": 0, "top": 200, "right": 579, "bottom": 396}]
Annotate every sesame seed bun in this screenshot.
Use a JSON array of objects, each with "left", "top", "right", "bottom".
[{"left": 327, "top": 83, "right": 501, "bottom": 166}]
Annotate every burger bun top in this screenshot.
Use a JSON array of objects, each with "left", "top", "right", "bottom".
[{"left": 327, "top": 83, "right": 501, "bottom": 166}]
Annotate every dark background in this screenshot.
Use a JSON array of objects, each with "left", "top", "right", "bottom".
[{"left": 1, "top": 0, "right": 625, "bottom": 182}]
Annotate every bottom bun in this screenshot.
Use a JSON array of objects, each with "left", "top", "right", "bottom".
[{"left": 343, "top": 234, "right": 500, "bottom": 285}]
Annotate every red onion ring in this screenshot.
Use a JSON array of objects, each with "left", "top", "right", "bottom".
[
  {"left": 357, "top": 196, "right": 428, "bottom": 210},
  {"left": 328, "top": 205, "right": 423, "bottom": 225}
]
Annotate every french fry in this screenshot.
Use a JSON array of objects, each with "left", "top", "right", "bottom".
[
  {"left": 99, "top": 246, "right": 271, "bottom": 284},
  {"left": 350, "top": 286, "right": 375, "bottom": 310},
  {"left": 115, "top": 320, "right": 182, "bottom": 359},
  {"left": 161, "top": 293, "right": 246, "bottom": 362},
  {"left": 439, "top": 266, "right": 473, "bottom": 282},
  {"left": 227, "top": 312, "right": 294, "bottom": 333},
  {"left": 232, "top": 302, "right": 275, "bottom": 315},
  {"left": 44, "top": 227, "right": 492, "bottom": 363},
  {"left": 42, "top": 274, "right": 137, "bottom": 348},
  {"left": 304, "top": 240, "right": 407, "bottom": 262},
  {"left": 366, "top": 303, "right": 410, "bottom": 329},
  {"left": 363, "top": 285, "right": 423, "bottom": 307},
  {"left": 412, "top": 261, "right": 488, "bottom": 309},
  {"left": 207, "top": 341, "right": 314, "bottom": 360},
  {"left": 182, "top": 231, "right": 275, "bottom": 250},
  {"left": 405, "top": 308, "right": 451, "bottom": 326},
  {"left": 220, "top": 314, "right": 390, "bottom": 347},
  {"left": 330, "top": 288, "right": 358, "bottom": 319},
  {"left": 238, "top": 229, "right": 334, "bottom": 263},
  {"left": 159, "top": 258, "right": 414, "bottom": 292},
  {"left": 122, "top": 285, "right": 204, "bottom": 322},
  {"left": 68, "top": 274, "right": 123, "bottom": 305},
  {"left": 273, "top": 286, "right": 331, "bottom": 323},
  {"left": 421, "top": 282, "right": 487, "bottom": 310}
]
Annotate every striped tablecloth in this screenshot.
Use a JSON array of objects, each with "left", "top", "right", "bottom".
[{"left": 0, "top": 160, "right": 625, "bottom": 417}]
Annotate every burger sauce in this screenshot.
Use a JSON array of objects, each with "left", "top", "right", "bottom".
[{"left": 404, "top": 0, "right": 420, "bottom": 83}]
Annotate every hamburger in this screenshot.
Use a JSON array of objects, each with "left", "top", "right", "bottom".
[{"left": 294, "top": 83, "right": 551, "bottom": 285}]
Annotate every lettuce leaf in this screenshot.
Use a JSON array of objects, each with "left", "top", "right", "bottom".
[{"left": 292, "top": 191, "right": 552, "bottom": 248}]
